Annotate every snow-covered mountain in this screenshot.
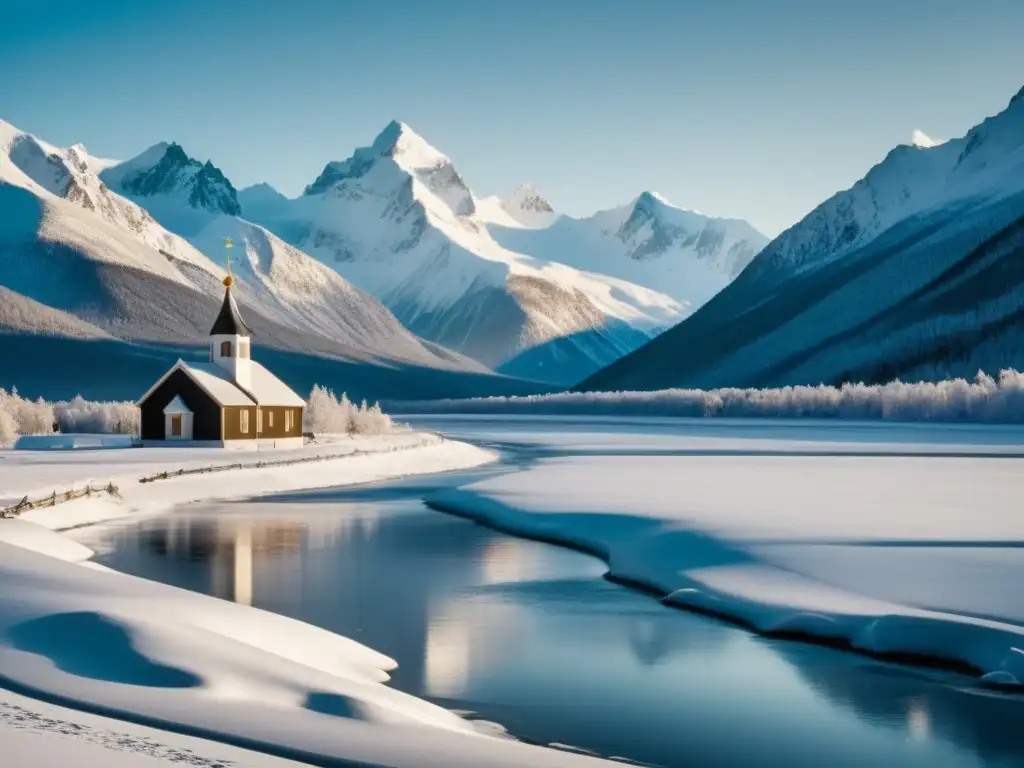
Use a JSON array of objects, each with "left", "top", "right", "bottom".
[
  {"left": 489, "top": 190, "right": 768, "bottom": 306},
  {"left": 475, "top": 184, "right": 558, "bottom": 229},
  {"left": 581, "top": 85, "right": 1024, "bottom": 392},
  {"left": 238, "top": 182, "right": 289, "bottom": 223},
  {"left": 0, "top": 120, "right": 531, "bottom": 402},
  {"left": 240, "top": 121, "right": 716, "bottom": 382},
  {"left": 100, "top": 143, "right": 241, "bottom": 237}
]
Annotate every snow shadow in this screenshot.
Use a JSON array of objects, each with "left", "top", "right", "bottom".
[
  {"left": 7, "top": 612, "right": 202, "bottom": 688},
  {"left": 304, "top": 692, "right": 365, "bottom": 720}
]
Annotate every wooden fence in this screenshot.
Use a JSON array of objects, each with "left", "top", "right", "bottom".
[
  {"left": 1, "top": 432, "right": 444, "bottom": 518},
  {"left": 137, "top": 432, "right": 444, "bottom": 484},
  {"left": 1, "top": 483, "right": 121, "bottom": 519}
]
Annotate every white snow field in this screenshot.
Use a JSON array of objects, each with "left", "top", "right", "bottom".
[
  {"left": 0, "top": 434, "right": 626, "bottom": 767},
  {"left": 426, "top": 420, "right": 1024, "bottom": 685}
]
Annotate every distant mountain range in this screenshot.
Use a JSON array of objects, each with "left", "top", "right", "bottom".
[
  {"left": 0, "top": 115, "right": 767, "bottom": 396},
  {"left": 582, "top": 85, "right": 1024, "bottom": 392},
  {"left": 229, "top": 121, "right": 767, "bottom": 383},
  {"left": 0, "top": 120, "right": 530, "bottom": 401}
]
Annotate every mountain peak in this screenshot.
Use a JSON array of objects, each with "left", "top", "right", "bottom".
[
  {"left": 508, "top": 183, "right": 554, "bottom": 214},
  {"left": 635, "top": 190, "right": 673, "bottom": 208},
  {"left": 102, "top": 142, "right": 240, "bottom": 218},
  {"left": 371, "top": 120, "right": 449, "bottom": 170},
  {"left": 305, "top": 121, "right": 473, "bottom": 214}
]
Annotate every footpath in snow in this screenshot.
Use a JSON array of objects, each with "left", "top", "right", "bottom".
[
  {"left": 426, "top": 425, "right": 1024, "bottom": 686},
  {"left": 0, "top": 433, "right": 622, "bottom": 767}
]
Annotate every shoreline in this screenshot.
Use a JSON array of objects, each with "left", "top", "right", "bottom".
[
  {"left": 0, "top": 435, "right": 623, "bottom": 767},
  {"left": 2, "top": 431, "right": 471, "bottom": 532},
  {"left": 426, "top": 488, "right": 1024, "bottom": 690}
]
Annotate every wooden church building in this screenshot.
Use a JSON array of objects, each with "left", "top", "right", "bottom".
[{"left": 138, "top": 273, "right": 305, "bottom": 449}]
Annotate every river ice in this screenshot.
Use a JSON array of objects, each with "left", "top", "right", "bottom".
[{"left": 425, "top": 418, "right": 1024, "bottom": 682}]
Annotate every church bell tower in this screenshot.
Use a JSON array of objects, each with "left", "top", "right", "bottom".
[{"left": 209, "top": 238, "right": 253, "bottom": 390}]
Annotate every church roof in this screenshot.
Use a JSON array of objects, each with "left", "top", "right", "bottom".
[
  {"left": 137, "top": 360, "right": 305, "bottom": 408},
  {"left": 209, "top": 285, "right": 252, "bottom": 337}
]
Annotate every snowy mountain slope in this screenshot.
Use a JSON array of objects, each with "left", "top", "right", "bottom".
[
  {"left": 496, "top": 320, "right": 653, "bottom": 384},
  {"left": 242, "top": 121, "right": 685, "bottom": 378},
  {"left": 0, "top": 120, "right": 538, "bottom": 400},
  {"left": 100, "top": 142, "right": 240, "bottom": 237},
  {"left": 189, "top": 215, "right": 455, "bottom": 362},
  {"left": 238, "top": 182, "right": 289, "bottom": 222},
  {"left": 580, "top": 85, "right": 1024, "bottom": 392},
  {"left": 0, "top": 121, "right": 213, "bottom": 279},
  {"left": 475, "top": 184, "right": 558, "bottom": 229},
  {"left": 0, "top": 285, "right": 113, "bottom": 339},
  {"left": 746, "top": 86, "right": 1024, "bottom": 286},
  {"left": 489, "top": 190, "right": 769, "bottom": 305}
]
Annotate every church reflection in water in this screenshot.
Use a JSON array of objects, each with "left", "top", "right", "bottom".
[
  {"left": 129, "top": 502, "right": 524, "bottom": 696},
  {"left": 80, "top": 496, "right": 1024, "bottom": 768},
  {"left": 138, "top": 514, "right": 306, "bottom": 606},
  {"left": 129, "top": 504, "right": 711, "bottom": 700}
]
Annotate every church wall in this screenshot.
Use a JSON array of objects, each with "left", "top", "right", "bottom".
[
  {"left": 223, "top": 405, "right": 259, "bottom": 441},
  {"left": 140, "top": 369, "right": 223, "bottom": 441},
  {"left": 258, "top": 406, "right": 304, "bottom": 439}
]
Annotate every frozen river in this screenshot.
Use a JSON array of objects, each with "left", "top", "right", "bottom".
[{"left": 72, "top": 417, "right": 1024, "bottom": 768}]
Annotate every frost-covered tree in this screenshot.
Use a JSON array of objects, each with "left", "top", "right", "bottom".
[
  {"left": 0, "top": 387, "right": 55, "bottom": 445},
  {"left": 54, "top": 396, "right": 140, "bottom": 435},
  {"left": 0, "top": 409, "right": 17, "bottom": 447},
  {"left": 305, "top": 386, "right": 393, "bottom": 436},
  {"left": 404, "top": 369, "right": 1024, "bottom": 423}
]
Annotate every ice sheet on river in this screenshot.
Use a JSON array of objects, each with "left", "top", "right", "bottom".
[{"left": 428, "top": 446, "right": 1024, "bottom": 684}]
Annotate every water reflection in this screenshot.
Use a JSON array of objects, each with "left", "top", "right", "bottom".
[
  {"left": 74, "top": 474, "right": 1024, "bottom": 768},
  {"left": 774, "top": 642, "right": 1024, "bottom": 765}
]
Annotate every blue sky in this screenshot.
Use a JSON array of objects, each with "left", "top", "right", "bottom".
[{"left": 3, "top": 0, "right": 1023, "bottom": 236}]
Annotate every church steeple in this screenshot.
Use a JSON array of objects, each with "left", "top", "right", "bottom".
[
  {"left": 209, "top": 279, "right": 252, "bottom": 337},
  {"left": 209, "top": 238, "right": 253, "bottom": 390}
]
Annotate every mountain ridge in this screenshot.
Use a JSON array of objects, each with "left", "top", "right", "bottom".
[{"left": 579, "top": 83, "right": 1024, "bottom": 392}]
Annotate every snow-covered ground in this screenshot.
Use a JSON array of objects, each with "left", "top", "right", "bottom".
[
  {"left": 424, "top": 417, "right": 1024, "bottom": 686},
  {"left": 0, "top": 432, "right": 629, "bottom": 766},
  {"left": 0, "top": 687, "right": 313, "bottom": 768},
  {"left": 0, "top": 431, "right": 462, "bottom": 529}
]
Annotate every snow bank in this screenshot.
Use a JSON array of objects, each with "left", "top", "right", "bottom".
[
  {"left": 0, "top": 519, "right": 94, "bottom": 562},
  {"left": 427, "top": 449, "right": 1024, "bottom": 685},
  {"left": 404, "top": 369, "right": 1024, "bottom": 423},
  {"left": 0, "top": 434, "right": 620, "bottom": 766},
  {"left": 0, "top": 432, "right": 491, "bottom": 531},
  {"left": 0, "top": 539, "right": 615, "bottom": 767}
]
